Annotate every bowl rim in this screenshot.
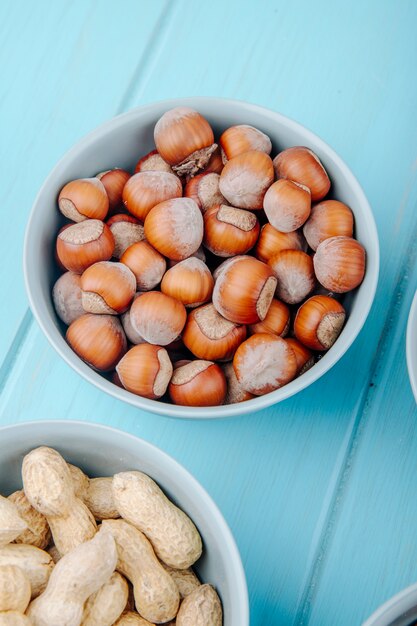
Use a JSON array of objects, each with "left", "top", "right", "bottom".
[
  {"left": 23, "top": 96, "right": 380, "bottom": 419},
  {"left": 0, "top": 419, "right": 250, "bottom": 624},
  {"left": 406, "top": 289, "right": 417, "bottom": 403},
  {"left": 362, "top": 581, "right": 417, "bottom": 625}
]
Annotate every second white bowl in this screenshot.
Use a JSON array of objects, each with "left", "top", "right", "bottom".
[
  {"left": 363, "top": 582, "right": 417, "bottom": 626},
  {"left": 406, "top": 290, "right": 417, "bottom": 403}
]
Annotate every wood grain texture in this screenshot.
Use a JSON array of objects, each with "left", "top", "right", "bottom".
[
  {"left": 0, "top": 0, "right": 168, "bottom": 365},
  {"left": 304, "top": 184, "right": 417, "bottom": 626},
  {"left": 1, "top": 1, "right": 417, "bottom": 625}
]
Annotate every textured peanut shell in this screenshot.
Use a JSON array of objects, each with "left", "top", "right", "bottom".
[
  {"left": 84, "top": 478, "right": 119, "bottom": 520},
  {"left": 67, "top": 464, "right": 90, "bottom": 501},
  {"left": 46, "top": 498, "right": 97, "bottom": 555},
  {"left": 22, "top": 448, "right": 74, "bottom": 517},
  {"left": 0, "top": 612, "right": 34, "bottom": 625},
  {"left": 162, "top": 564, "right": 200, "bottom": 598},
  {"left": 22, "top": 447, "right": 97, "bottom": 555},
  {"left": 0, "top": 545, "right": 53, "bottom": 598},
  {"left": 27, "top": 527, "right": 117, "bottom": 626},
  {"left": 113, "top": 612, "right": 155, "bottom": 626},
  {"left": 0, "top": 565, "right": 31, "bottom": 612},
  {"left": 112, "top": 472, "right": 202, "bottom": 569},
  {"left": 81, "top": 572, "right": 128, "bottom": 626},
  {"left": 0, "top": 496, "right": 27, "bottom": 547},
  {"left": 8, "top": 492, "right": 50, "bottom": 550},
  {"left": 102, "top": 520, "right": 179, "bottom": 624},
  {"left": 176, "top": 584, "right": 222, "bottom": 626}
]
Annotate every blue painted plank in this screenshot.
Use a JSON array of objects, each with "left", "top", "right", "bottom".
[
  {"left": 0, "top": 325, "right": 365, "bottom": 624},
  {"left": 1, "top": 1, "right": 417, "bottom": 625},
  {"left": 0, "top": 0, "right": 167, "bottom": 364},
  {"left": 306, "top": 240, "right": 417, "bottom": 626}
]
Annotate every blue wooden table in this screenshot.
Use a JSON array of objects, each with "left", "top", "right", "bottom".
[{"left": 1, "top": 1, "right": 417, "bottom": 624}]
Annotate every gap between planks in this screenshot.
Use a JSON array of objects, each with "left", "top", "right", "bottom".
[
  {"left": 0, "top": 0, "right": 179, "bottom": 395},
  {"left": 116, "top": 0, "right": 179, "bottom": 113},
  {"left": 295, "top": 176, "right": 417, "bottom": 626},
  {"left": 0, "top": 310, "right": 33, "bottom": 397}
]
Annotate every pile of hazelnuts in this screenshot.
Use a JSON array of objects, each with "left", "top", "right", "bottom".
[{"left": 52, "top": 107, "right": 366, "bottom": 407}]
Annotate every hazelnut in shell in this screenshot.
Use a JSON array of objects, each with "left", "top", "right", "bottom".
[
  {"left": 129, "top": 291, "right": 187, "bottom": 346},
  {"left": 248, "top": 298, "right": 290, "bottom": 337},
  {"left": 120, "top": 241, "right": 166, "bottom": 291},
  {"left": 116, "top": 344, "right": 173, "bottom": 399},
  {"left": 122, "top": 171, "right": 182, "bottom": 221},
  {"left": 161, "top": 258, "right": 214, "bottom": 307},
  {"left": 56, "top": 219, "right": 115, "bottom": 274},
  {"left": 219, "top": 124, "right": 272, "bottom": 163},
  {"left": 168, "top": 360, "right": 227, "bottom": 406},
  {"left": 58, "top": 178, "right": 109, "bottom": 222},
  {"left": 263, "top": 179, "right": 311, "bottom": 232},
  {"left": 154, "top": 107, "right": 217, "bottom": 177},
  {"left": 219, "top": 150, "right": 274, "bottom": 209},
  {"left": 213, "top": 255, "right": 277, "bottom": 324},
  {"left": 313, "top": 236, "right": 365, "bottom": 293},
  {"left": 203, "top": 205, "right": 260, "bottom": 257},
  {"left": 66, "top": 314, "right": 127, "bottom": 371},
  {"left": 200, "top": 146, "right": 224, "bottom": 175},
  {"left": 80, "top": 261, "right": 136, "bottom": 315},
  {"left": 182, "top": 303, "right": 247, "bottom": 361},
  {"left": 233, "top": 333, "right": 297, "bottom": 395},
  {"left": 121, "top": 293, "right": 145, "bottom": 345},
  {"left": 285, "top": 338, "right": 314, "bottom": 375},
  {"left": 96, "top": 169, "right": 130, "bottom": 213},
  {"left": 52, "top": 271, "right": 84, "bottom": 326},
  {"left": 294, "top": 295, "right": 346, "bottom": 351},
  {"left": 144, "top": 197, "right": 204, "bottom": 261},
  {"left": 222, "top": 362, "right": 254, "bottom": 404},
  {"left": 106, "top": 214, "right": 145, "bottom": 259},
  {"left": 255, "top": 224, "right": 306, "bottom": 264},
  {"left": 184, "top": 172, "right": 226, "bottom": 213},
  {"left": 268, "top": 250, "right": 316, "bottom": 305},
  {"left": 134, "top": 149, "right": 174, "bottom": 174},
  {"left": 303, "top": 200, "right": 354, "bottom": 251},
  {"left": 273, "top": 146, "right": 330, "bottom": 202}
]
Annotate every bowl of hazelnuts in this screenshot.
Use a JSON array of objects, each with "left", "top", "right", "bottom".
[{"left": 24, "top": 98, "right": 379, "bottom": 418}]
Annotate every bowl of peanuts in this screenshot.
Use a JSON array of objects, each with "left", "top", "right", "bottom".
[
  {"left": 23, "top": 97, "right": 379, "bottom": 417},
  {"left": 0, "top": 420, "right": 249, "bottom": 625}
]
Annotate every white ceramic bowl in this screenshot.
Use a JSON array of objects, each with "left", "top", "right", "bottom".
[
  {"left": 23, "top": 97, "right": 379, "bottom": 418},
  {"left": 0, "top": 420, "right": 249, "bottom": 626},
  {"left": 363, "top": 582, "right": 417, "bottom": 625},
  {"left": 406, "top": 290, "right": 417, "bottom": 403}
]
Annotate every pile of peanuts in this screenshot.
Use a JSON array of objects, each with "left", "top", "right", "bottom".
[
  {"left": 0, "top": 446, "right": 220, "bottom": 626},
  {"left": 52, "top": 107, "right": 366, "bottom": 407}
]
